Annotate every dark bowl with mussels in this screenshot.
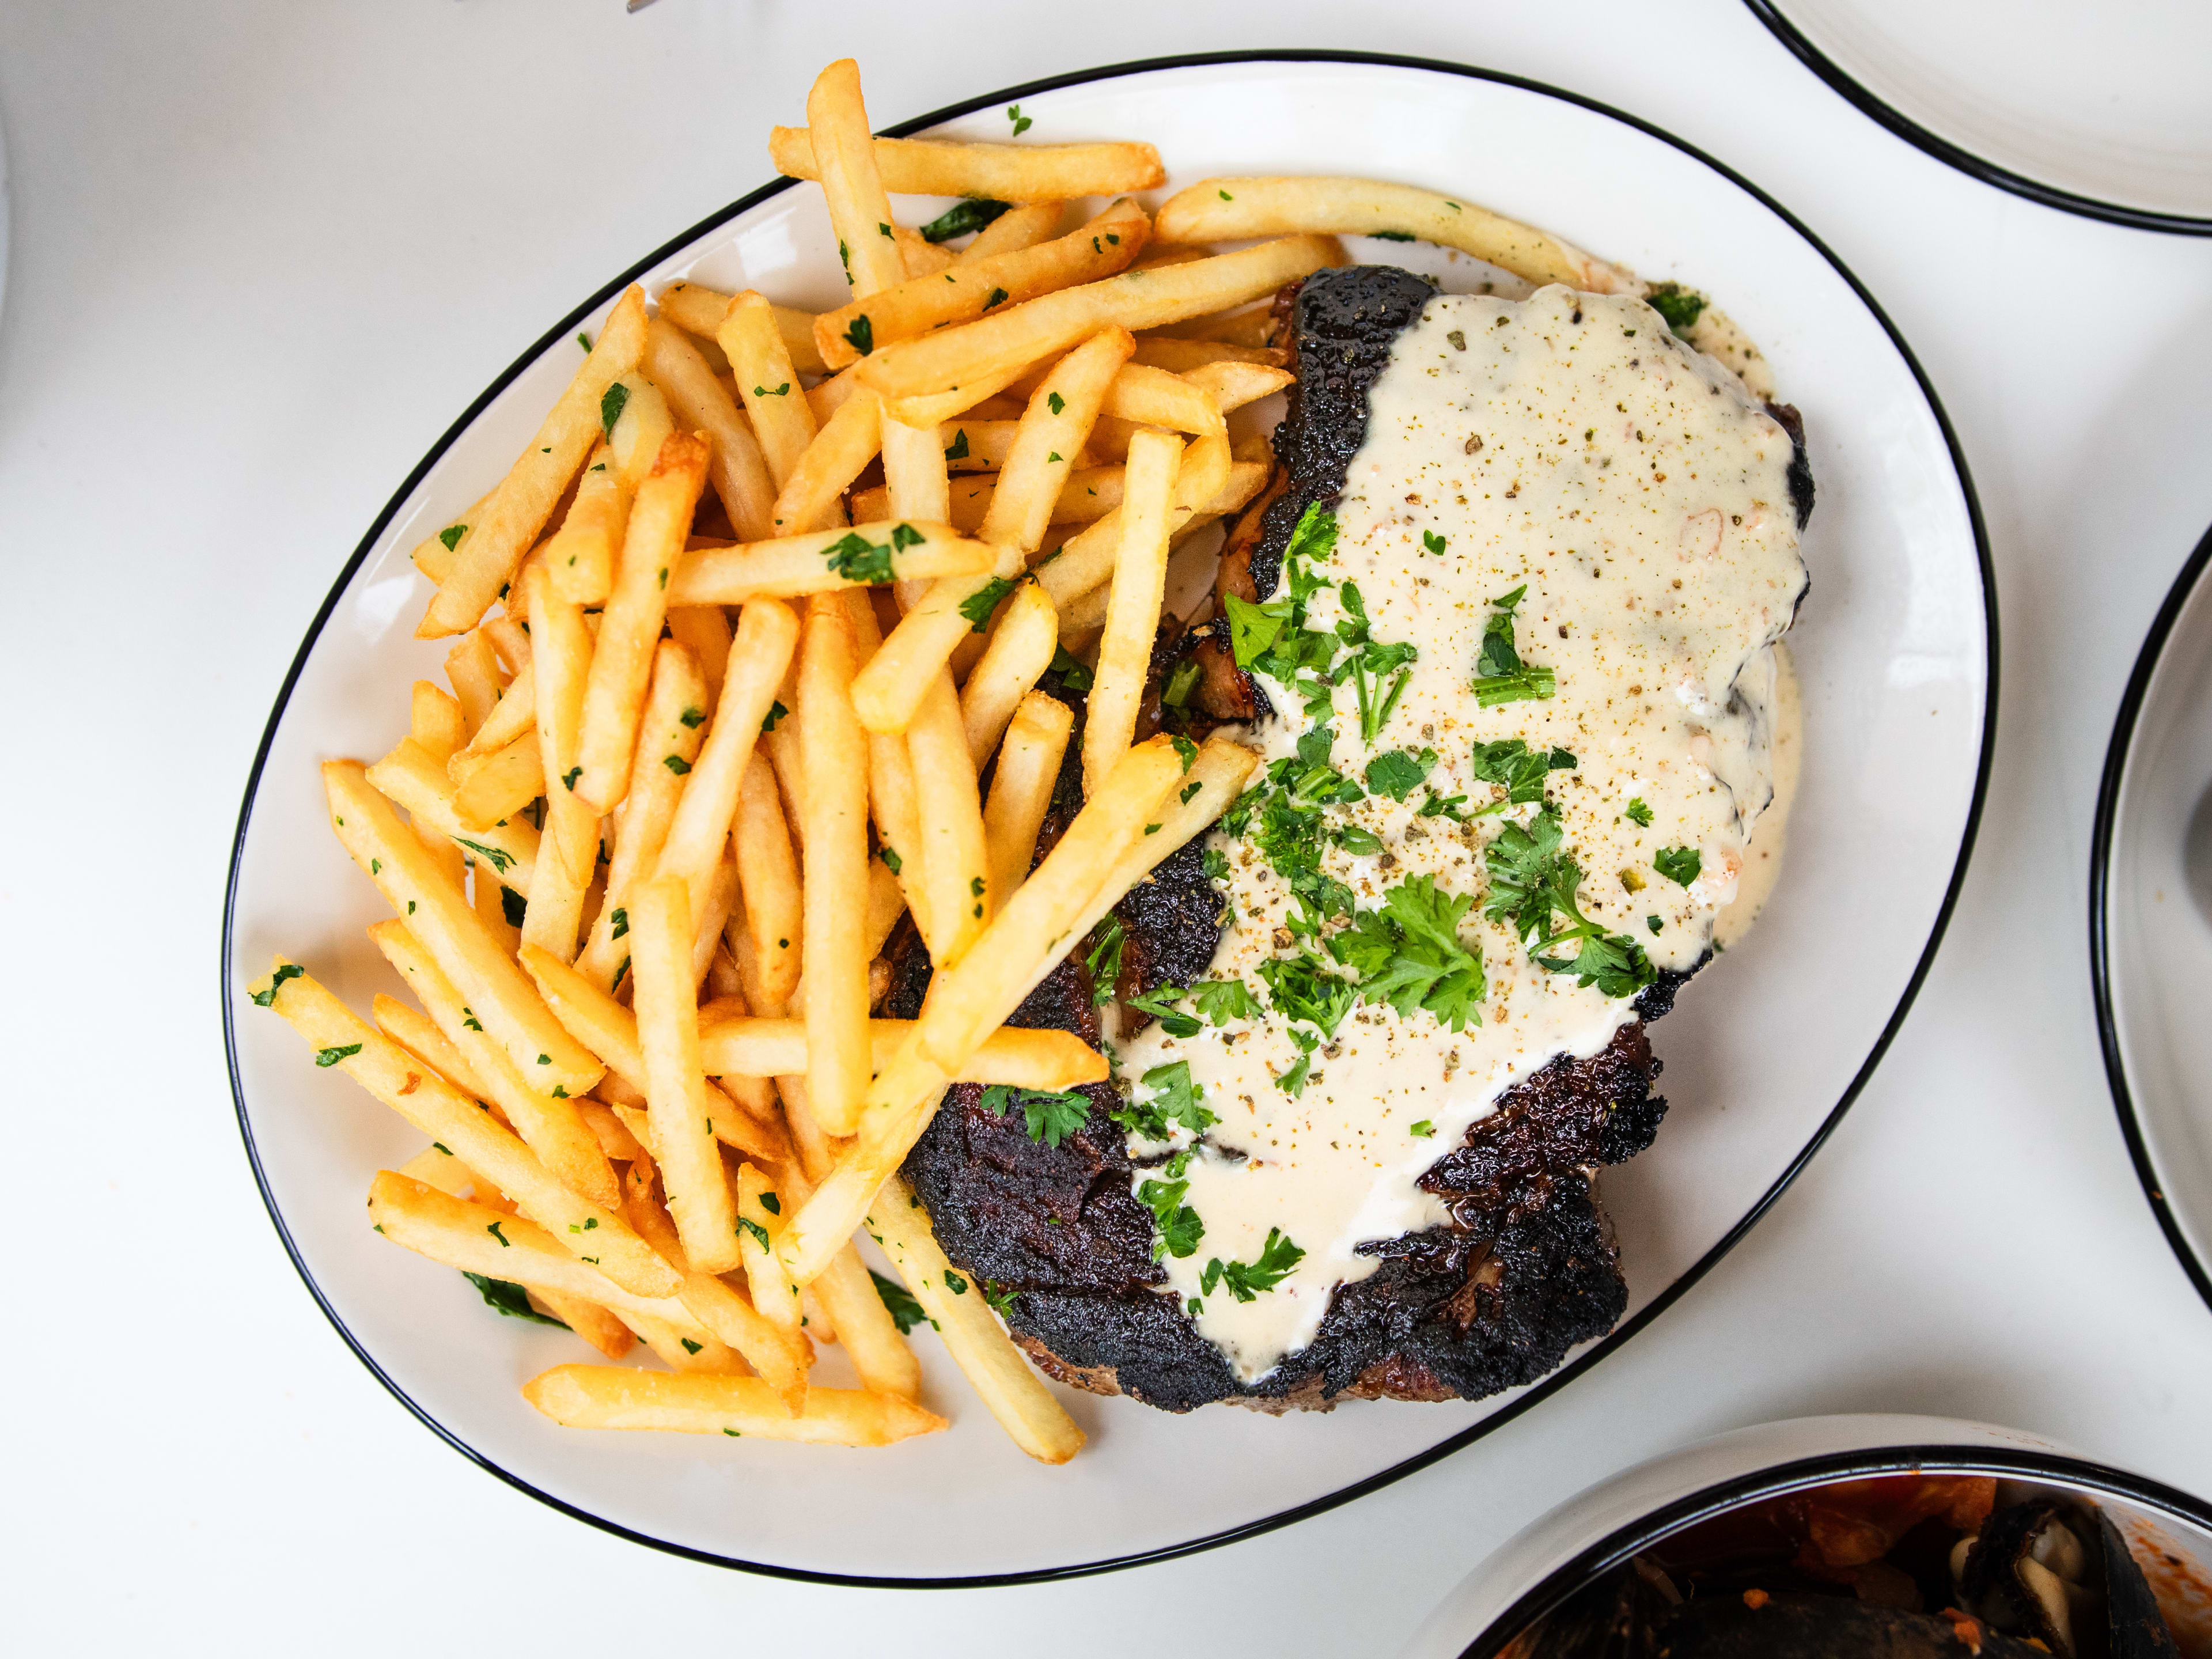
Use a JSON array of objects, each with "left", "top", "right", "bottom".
[{"left": 1400, "top": 1416, "right": 2212, "bottom": 1659}]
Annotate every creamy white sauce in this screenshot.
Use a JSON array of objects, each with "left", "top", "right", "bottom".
[
  {"left": 1116, "top": 287, "right": 1809, "bottom": 1382},
  {"left": 1714, "top": 642, "right": 1800, "bottom": 951}
]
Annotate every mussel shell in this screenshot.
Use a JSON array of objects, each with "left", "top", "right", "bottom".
[
  {"left": 2096, "top": 1511, "right": 2181, "bottom": 1659},
  {"left": 1959, "top": 1498, "right": 2074, "bottom": 1651},
  {"left": 1514, "top": 1560, "right": 1674, "bottom": 1658},
  {"left": 1649, "top": 1594, "right": 2048, "bottom": 1657}
]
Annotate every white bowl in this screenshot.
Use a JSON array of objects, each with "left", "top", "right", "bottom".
[
  {"left": 222, "top": 52, "right": 1994, "bottom": 1582},
  {"left": 1402, "top": 1412, "right": 2212, "bottom": 1658}
]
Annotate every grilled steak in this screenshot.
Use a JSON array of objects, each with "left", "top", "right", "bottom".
[{"left": 892, "top": 266, "right": 1806, "bottom": 1411}]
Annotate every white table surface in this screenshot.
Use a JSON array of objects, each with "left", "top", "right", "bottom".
[{"left": 6, "top": 2, "right": 2210, "bottom": 1651}]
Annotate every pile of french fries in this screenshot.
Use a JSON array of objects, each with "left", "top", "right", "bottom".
[{"left": 252, "top": 56, "right": 1636, "bottom": 1465}]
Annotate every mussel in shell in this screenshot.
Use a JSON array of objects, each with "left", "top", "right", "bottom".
[{"left": 1952, "top": 1500, "right": 2181, "bottom": 1659}]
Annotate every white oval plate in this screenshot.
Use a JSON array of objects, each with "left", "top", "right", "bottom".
[
  {"left": 1748, "top": 0, "right": 2212, "bottom": 232},
  {"left": 2094, "top": 524, "right": 2212, "bottom": 1316},
  {"left": 1400, "top": 1414, "right": 2212, "bottom": 1658},
  {"left": 222, "top": 52, "right": 1993, "bottom": 1584}
]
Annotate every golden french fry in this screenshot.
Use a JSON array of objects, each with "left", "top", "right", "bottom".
[
  {"left": 392, "top": 1141, "right": 478, "bottom": 1200},
  {"left": 410, "top": 681, "right": 466, "bottom": 764},
  {"left": 664, "top": 604, "right": 730, "bottom": 711},
  {"left": 796, "top": 597, "right": 873, "bottom": 1136},
  {"left": 422, "top": 287, "right": 647, "bottom": 637},
  {"left": 810, "top": 1238, "right": 922, "bottom": 1399},
  {"left": 369, "top": 921, "right": 619, "bottom": 1209},
  {"left": 368, "top": 1172, "right": 709, "bottom": 1334},
  {"left": 854, "top": 237, "right": 1338, "bottom": 405},
  {"left": 733, "top": 754, "right": 803, "bottom": 1015},
  {"left": 960, "top": 201, "right": 1065, "bottom": 262},
  {"left": 446, "top": 657, "right": 536, "bottom": 779},
  {"left": 1153, "top": 175, "right": 1636, "bottom": 292},
  {"left": 769, "top": 386, "right": 879, "bottom": 535},
  {"left": 324, "top": 762, "right": 600, "bottom": 1094},
  {"left": 374, "top": 994, "right": 496, "bottom": 1107},
  {"left": 252, "top": 961, "right": 667, "bottom": 1294},
  {"left": 575, "top": 641, "right": 707, "bottom": 992},
  {"left": 808, "top": 60, "right": 904, "bottom": 300},
  {"left": 412, "top": 490, "right": 492, "bottom": 586},
  {"left": 769, "top": 127, "right": 1164, "bottom": 199},
  {"left": 605, "top": 373, "right": 675, "bottom": 491},
  {"left": 449, "top": 733, "right": 544, "bottom": 831},
  {"left": 781, "top": 739, "right": 1184, "bottom": 1283},
  {"left": 937, "top": 420, "right": 1034, "bottom": 475},
  {"left": 482, "top": 613, "right": 533, "bottom": 675},
  {"left": 666, "top": 520, "right": 993, "bottom": 607},
  {"left": 1181, "top": 358, "right": 1294, "bottom": 414},
  {"left": 366, "top": 738, "right": 540, "bottom": 896},
  {"left": 736, "top": 1161, "right": 801, "bottom": 1334},
  {"left": 631, "top": 876, "right": 739, "bottom": 1272},
  {"left": 1035, "top": 432, "right": 1231, "bottom": 609},
  {"left": 869, "top": 1176, "right": 1082, "bottom": 1464},
  {"left": 685, "top": 853, "right": 741, "bottom": 990},
  {"left": 653, "top": 599, "right": 801, "bottom": 950},
  {"left": 1083, "top": 431, "right": 1182, "bottom": 796},
  {"left": 442, "top": 630, "right": 505, "bottom": 735},
  {"left": 620, "top": 1308, "right": 747, "bottom": 1374},
  {"left": 960, "top": 579, "right": 1058, "bottom": 767},
  {"left": 1097, "top": 363, "right": 1226, "bottom": 438},
  {"left": 541, "top": 442, "right": 626, "bottom": 605},
  {"left": 524, "top": 1365, "right": 944, "bottom": 1445},
  {"left": 1130, "top": 337, "right": 1287, "bottom": 373},
  {"left": 720, "top": 291, "right": 816, "bottom": 493},
  {"left": 978, "top": 328, "right": 1135, "bottom": 555},
  {"left": 815, "top": 200, "right": 1149, "bottom": 371},
  {"left": 574, "top": 432, "right": 711, "bottom": 809},
  {"left": 908, "top": 671, "right": 992, "bottom": 965},
  {"left": 644, "top": 317, "right": 777, "bottom": 541},
  {"left": 658, "top": 282, "right": 827, "bottom": 377},
  {"left": 892, "top": 222, "right": 957, "bottom": 278},
  {"left": 697, "top": 1014, "right": 1104, "bottom": 1087},
  {"left": 984, "top": 691, "right": 1075, "bottom": 908},
  {"left": 521, "top": 563, "right": 600, "bottom": 959}
]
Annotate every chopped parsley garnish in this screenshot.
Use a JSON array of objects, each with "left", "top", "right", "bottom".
[
  {"left": 1484, "top": 806, "right": 1656, "bottom": 999},
  {"left": 454, "top": 838, "right": 514, "bottom": 874},
  {"left": 735, "top": 1216, "right": 772, "bottom": 1252},
  {"left": 919, "top": 198, "right": 1012, "bottom": 243},
  {"left": 880, "top": 847, "right": 902, "bottom": 874},
  {"left": 562, "top": 766, "right": 581, "bottom": 791},
  {"left": 679, "top": 707, "right": 705, "bottom": 728},
  {"left": 1370, "top": 229, "right": 1415, "bottom": 241},
  {"left": 761, "top": 699, "right": 788, "bottom": 733},
  {"left": 1085, "top": 916, "right": 1125, "bottom": 1005},
  {"left": 1137, "top": 1175, "right": 1205, "bottom": 1260},
  {"left": 1421, "top": 529, "right": 1447, "bottom": 555},
  {"left": 663, "top": 754, "right": 692, "bottom": 774},
  {"left": 1624, "top": 797, "right": 1654, "bottom": 827},
  {"left": 1170, "top": 733, "right": 1198, "bottom": 771},
  {"left": 1257, "top": 950, "right": 1356, "bottom": 1037},
  {"left": 1275, "top": 1027, "right": 1320, "bottom": 1096},
  {"left": 752, "top": 382, "right": 791, "bottom": 397},
  {"left": 982, "top": 1084, "right": 1092, "bottom": 1148},
  {"left": 486, "top": 1221, "right": 510, "bottom": 1247},
  {"left": 824, "top": 529, "right": 895, "bottom": 584},
  {"left": 1192, "top": 978, "right": 1263, "bottom": 1026},
  {"left": 251, "top": 963, "right": 303, "bottom": 1007},
  {"left": 1200, "top": 1228, "right": 1304, "bottom": 1301},
  {"left": 843, "top": 315, "right": 874, "bottom": 356},
  {"left": 438, "top": 524, "right": 467, "bottom": 552},
  {"left": 1471, "top": 585, "right": 1556, "bottom": 706},
  {"left": 314, "top": 1044, "right": 361, "bottom": 1067},
  {"left": 1046, "top": 643, "right": 1092, "bottom": 692},
  {"left": 982, "top": 287, "right": 1009, "bottom": 310},
  {"left": 1654, "top": 846, "right": 1702, "bottom": 887},
  {"left": 463, "top": 1272, "right": 568, "bottom": 1327},
  {"left": 1468, "top": 738, "right": 1576, "bottom": 813},
  {"left": 1111, "top": 1060, "right": 1217, "bottom": 1142},
  {"left": 870, "top": 1270, "right": 926, "bottom": 1334},
  {"left": 1162, "top": 657, "right": 1202, "bottom": 708},
  {"left": 942, "top": 1270, "right": 967, "bottom": 1295},
  {"left": 1644, "top": 282, "right": 1707, "bottom": 335},
  {"left": 599, "top": 382, "right": 629, "bottom": 440},
  {"left": 1047, "top": 391, "right": 1066, "bottom": 415},
  {"left": 959, "top": 575, "right": 1017, "bottom": 631},
  {"left": 1363, "top": 746, "right": 1437, "bottom": 801},
  {"left": 576, "top": 331, "right": 592, "bottom": 353},
  {"left": 944, "top": 429, "right": 969, "bottom": 463},
  {"left": 1410, "top": 1120, "right": 1437, "bottom": 1138},
  {"left": 1647, "top": 915, "right": 1664, "bottom": 935},
  {"left": 983, "top": 1281, "right": 1020, "bottom": 1317},
  {"left": 1006, "top": 104, "right": 1031, "bottom": 137},
  {"left": 608, "top": 907, "right": 629, "bottom": 940},
  {"left": 1326, "top": 876, "right": 1486, "bottom": 1031},
  {"left": 1125, "top": 984, "right": 1202, "bottom": 1037},
  {"left": 759, "top": 1191, "right": 781, "bottom": 1215},
  {"left": 501, "top": 885, "right": 527, "bottom": 927}
]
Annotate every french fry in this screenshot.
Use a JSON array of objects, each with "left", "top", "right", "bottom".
[
  {"left": 605, "top": 373, "right": 675, "bottom": 491},
  {"left": 574, "top": 432, "right": 711, "bottom": 809},
  {"left": 807, "top": 60, "right": 904, "bottom": 300},
  {"left": 619, "top": 1308, "right": 747, "bottom": 1374},
  {"left": 769, "top": 386, "right": 879, "bottom": 535},
  {"left": 666, "top": 520, "right": 993, "bottom": 608},
  {"left": 631, "top": 876, "right": 740, "bottom": 1272},
  {"left": 658, "top": 281, "right": 827, "bottom": 377},
  {"left": 541, "top": 442, "right": 626, "bottom": 605},
  {"left": 367, "top": 1173, "right": 709, "bottom": 1334},
  {"left": 1034, "top": 432, "right": 1231, "bottom": 609},
  {"left": 368, "top": 920, "right": 619, "bottom": 1209},
  {"left": 653, "top": 599, "right": 800, "bottom": 949},
  {"left": 983, "top": 691, "right": 1075, "bottom": 907},
  {"left": 431, "top": 1180, "right": 639, "bottom": 1359},
  {"left": 978, "top": 328, "right": 1134, "bottom": 555},
  {"left": 892, "top": 223, "right": 957, "bottom": 278},
  {"left": 733, "top": 755, "right": 803, "bottom": 1014},
  {"left": 1130, "top": 337, "right": 1287, "bottom": 372},
  {"left": 907, "top": 671, "right": 991, "bottom": 965},
  {"left": 698, "top": 1015, "right": 1104, "bottom": 1088},
  {"left": 619, "top": 1154, "right": 809, "bottom": 1410},
  {"left": 1083, "top": 430, "right": 1181, "bottom": 796},
  {"left": 938, "top": 421, "right": 1036, "bottom": 475},
  {"left": 422, "top": 286, "right": 647, "bottom": 637},
  {"left": 1153, "top": 175, "right": 1637, "bottom": 292},
  {"left": 644, "top": 317, "right": 777, "bottom": 541},
  {"left": 721, "top": 291, "right": 816, "bottom": 494},
  {"left": 366, "top": 738, "right": 540, "bottom": 897},
  {"left": 686, "top": 854, "right": 741, "bottom": 989},
  {"left": 524, "top": 1366, "right": 944, "bottom": 1445},
  {"left": 445, "top": 659, "right": 536, "bottom": 779},
  {"left": 796, "top": 597, "right": 873, "bottom": 1135},
  {"left": 960, "top": 579, "right": 1058, "bottom": 766},
  {"left": 521, "top": 563, "right": 600, "bottom": 959},
  {"left": 252, "top": 961, "right": 668, "bottom": 1294},
  {"left": 521, "top": 944, "right": 788, "bottom": 1165},
  {"left": 781, "top": 739, "right": 1184, "bottom": 1283},
  {"left": 412, "top": 491, "right": 492, "bottom": 585},
  {"left": 575, "top": 641, "right": 707, "bottom": 992},
  {"left": 393, "top": 1141, "right": 477, "bottom": 1199},
  {"left": 736, "top": 1161, "right": 801, "bottom": 1335},
  {"left": 1097, "top": 363, "right": 1226, "bottom": 438},
  {"left": 815, "top": 199, "right": 1149, "bottom": 371},
  {"left": 449, "top": 733, "right": 544, "bottom": 831},
  {"left": 769, "top": 127, "right": 1164, "bottom": 200},
  {"left": 869, "top": 1176, "right": 1082, "bottom": 1464},
  {"left": 960, "top": 200, "right": 1064, "bottom": 262},
  {"left": 482, "top": 612, "right": 533, "bottom": 675},
  {"left": 664, "top": 604, "right": 731, "bottom": 711},
  {"left": 1181, "top": 358, "right": 1294, "bottom": 414},
  {"left": 323, "top": 762, "right": 601, "bottom": 1095},
  {"left": 374, "top": 994, "right": 497, "bottom": 1107},
  {"left": 411, "top": 681, "right": 466, "bottom": 763},
  {"left": 853, "top": 237, "right": 1339, "bottom": 406},
  {"left": 443, "top": 630, "right": 505, "bottom": 735}
]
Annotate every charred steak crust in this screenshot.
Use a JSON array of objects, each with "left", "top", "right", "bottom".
[{"left": 893, "top": 266, "right": 1805, "bottom": 1411}]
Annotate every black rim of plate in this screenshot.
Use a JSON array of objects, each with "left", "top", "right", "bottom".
[
  {"left": 1453, "top": 1443, "right": 2212, "bottom": 1658},
  {"left": 2089, "top": 522, "right": 2212, "bottom": 1315},
  {"left": 220, "top": 47, "right": 1999, "bottom": 1589},
  {"left": 1744, "top": 0, "right": 2212, "bottom": 237}
]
